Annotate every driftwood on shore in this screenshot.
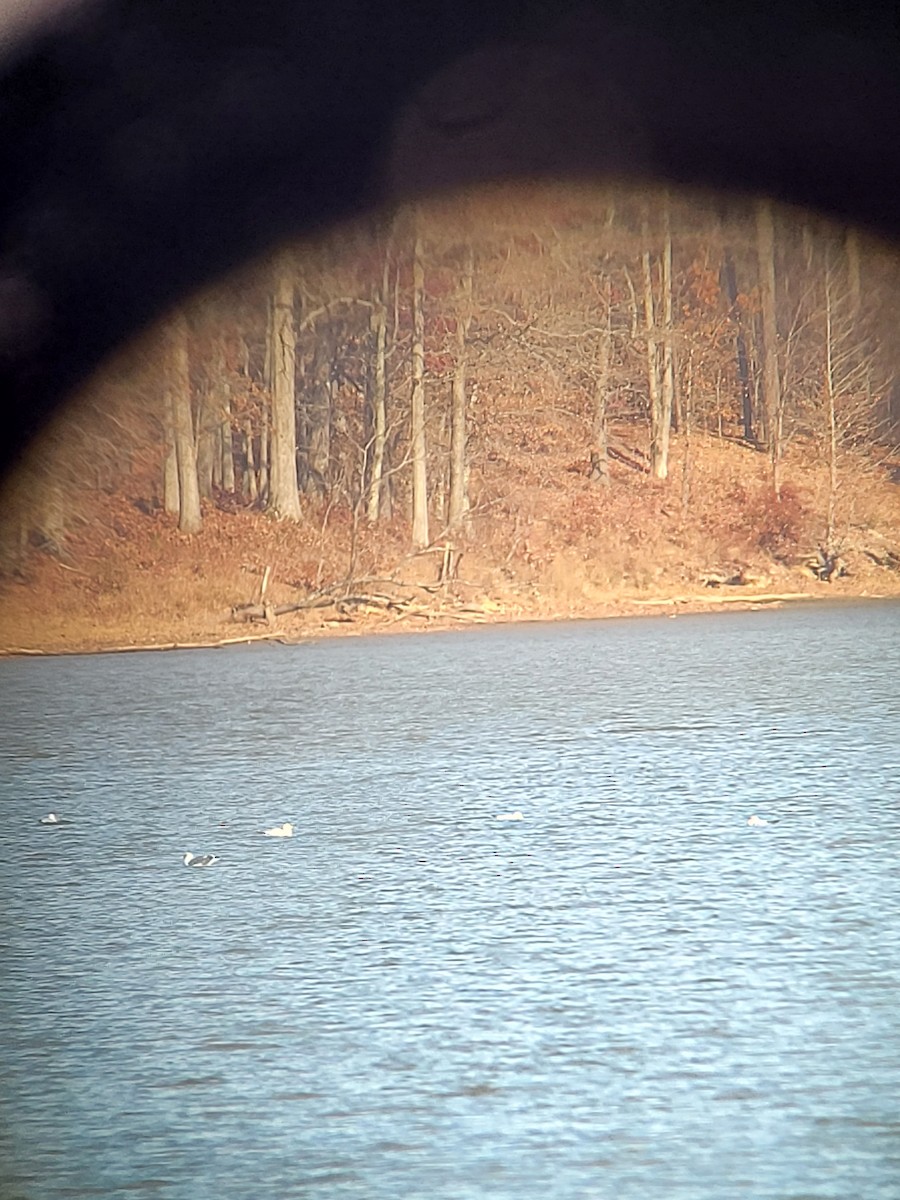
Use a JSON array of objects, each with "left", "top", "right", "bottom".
[
  {"left": 632, "top": 591, "right": 813, "bottom": 607},
  {"left": 701, "top": 567, "right": 768, "bottom": 588},
  {"left": 231, "top": 553, "right": 491, "bottom": 629},
  {"left": 232, "top": 587, "right": 495, "bottom": 627},
  {"left": 0, "top": 632, "right": 292, "bottom": 657}
]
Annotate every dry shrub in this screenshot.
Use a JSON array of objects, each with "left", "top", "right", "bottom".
[{"left": 726, "top": 481, "right": 812, "bottom": 559}]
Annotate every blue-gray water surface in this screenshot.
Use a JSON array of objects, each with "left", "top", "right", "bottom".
[{"left": 2, "top": 601, "right": 900, "bottom": 1199}]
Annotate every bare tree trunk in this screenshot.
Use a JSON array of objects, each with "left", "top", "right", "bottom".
[
  {"left": 755, "top": 199, "right": 783, "bottom": 496},
  {"left": 258, "top": 402, "right": 269, "bottom": 502},
  {"left": 749, "top": 314, "right": 767, "bottom": 446},
  {"left": 622, "top": 265, "right": 640, "bottom": 339},
  {"left": 659, "top": 196, "right": 675, "bottom": 475},
  {"left": 211, "top": 423, "right": 223, "bottom": 491},
  {"left": 448, "top": 240, "right": 473, "bottom": 529},
  {"left": 366, "top": 248, "right": 390, "bottom": 522},
  {"left": 410, "top": 218, "right": 429, "bottom": 548},
  {"left": 163, "top": 392, "right": 179, "bottom": 514},
  {"left": 641, "top": 218, "right": 667, "bottom": 478},
  {"left": 305, "top": 343, "right": 331, "bottom": 495},
  {"left": 220, "top": 396, "right": 235, "bottom": 492},
  {"left": 824, "top": 247, "right": 838, "bottom": 553},
  {"left": 681, "top": 346, "right": 694, "bottom": 512},
  {"left": 243, "top": 419, "right": 258, "bottom": 501},
  {"left": 216, "top": 340, "right": 235, "bottom": 492},
  {"left": 434, "top": 407, "right": 448, "bottom": 522},
  {"left": 267, "top": 253, "right": 302, "bottom": 520},
  {"left": 382, "top": 427, "right": 396, "bottom": 521},
  {"left": 721, "top": 248, "right": 754, "bottom": 443},
  {"left": 195, "top": 386, "right": 215, "bottom": 499},
  {"left": 590, "top": 287, "right": 611, "bottom": 485},
  {"left": 169, "top": 310, "right": 202, "bottom": 534}
]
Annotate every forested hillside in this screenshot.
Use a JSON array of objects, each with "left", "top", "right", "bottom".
[{"left": 2, "top": 182, "right": 900, "bottom": 652}]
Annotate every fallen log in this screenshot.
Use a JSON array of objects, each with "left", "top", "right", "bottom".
[
  {"left": 232, "top": 597, "right": 330, "bottom": 621},
  {"left": 702, "top": 567, "right": 767, "bottom": 587},
  {"left": 1, "top": 632, "right": 293, "bottom": 657},
  {"left": 607, "top": 439, "right": 649, "bottom": 474},
  {"left": 632, "top": 591, "right": 813, "bottom": 606},
  {"left": 863, "top": 547, "right": 900, "bottom": 571},
  {"left": 337, "top": 593, "right": 405, "bottom": 610}
]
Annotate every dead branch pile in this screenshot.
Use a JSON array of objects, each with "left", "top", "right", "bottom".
[{"left": 231, "top": 575, "right": 499, "bottom": 627}]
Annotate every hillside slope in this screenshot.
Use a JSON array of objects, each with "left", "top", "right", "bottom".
[{"left": 2, "top": 429, "right": 899, "bottom": 655}]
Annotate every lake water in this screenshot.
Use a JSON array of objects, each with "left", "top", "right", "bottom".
[{"left": 2, "top": 601, "right": 900, "bottom": 1199}]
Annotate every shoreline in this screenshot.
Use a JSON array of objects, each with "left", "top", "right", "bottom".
[
  {"left": 3, "top": 431, "right": 898, "bottom": 663},
  {"left": 3, "top": 585, "right": 897, "bottom": 659}
]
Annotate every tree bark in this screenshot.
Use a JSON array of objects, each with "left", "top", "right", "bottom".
[
  {"left": 590, "top": 284, "right": 611, "bottom": 484},
  {"left": 168, "top": 309, "right": 202, "bottom": 533},
  {"left": 641, "top": 216, "right": 668, "bottom": 479},
  {"left": 366, "top": 250, "right": 390, "bottom": 522},
  {"left": 824, "top": 245, "right": 838, "bottom": 553},
  {"left": 220, "top": 396, "right": 235, "bottom": 492},
  {"left": 448, "top": 240, "right": 473, "bottom": 528},
  {"left": 659, "top": 195, "right": 675, "bottom": 475},
  {"left": 305, "top": 341, "right": 331, "bottom": 495},
  {"left": 721, "top": 248, "right": 754, "bottom": 443},
  {"left": 681, "top": 346, "right": 694, "bottom": 513},
  {"left": 195, "top": 386, "right": 215, "bottom": 500},
  {"left": 217, "top": 339, "right": 235, "bottom": 492},
  {"left": 258, "top": 401, "right": 269, "bottom": 502},
  {"left": 267, "top": 253, "right": 302, "bottom": 520},
  {"left": 243, "top": 419, "right": 258, "bottom": 501},
  {"left": 755, "top": 199, "right": 783, "bottom": 496},
  {"left": 163, "top": 392, "right": 180, "bottom": 515},
  {"left": 410, "top": 218, "right": 429, "bottom": 548}
]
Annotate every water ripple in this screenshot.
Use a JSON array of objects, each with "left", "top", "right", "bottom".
[{"left": 2, "top": 602, "right": 900, "bottom": 1199}]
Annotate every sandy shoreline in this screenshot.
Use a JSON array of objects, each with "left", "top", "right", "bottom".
[{"left": 3, "top": 584, "right": 897, "bottom": 659}]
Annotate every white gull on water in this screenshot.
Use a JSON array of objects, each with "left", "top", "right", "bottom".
[{"left": 261, "top": 822, "right": 294, "bottom": 837}]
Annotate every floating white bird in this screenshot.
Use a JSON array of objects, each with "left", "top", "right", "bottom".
[
  {"left": 261, "top": 822, "right": 294, "bottom": 838},
  {"left": 495, "top": 811, "right": 524, "bottom": 822},
  {"left": 183, "top": 852, "right": 220, "bottom": 867},
  {"left": 39, "top": 813, "right": 70, "bottom": 825},
  {"left": 747, "top": 815, "right": 769, "bottom": 827}
]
